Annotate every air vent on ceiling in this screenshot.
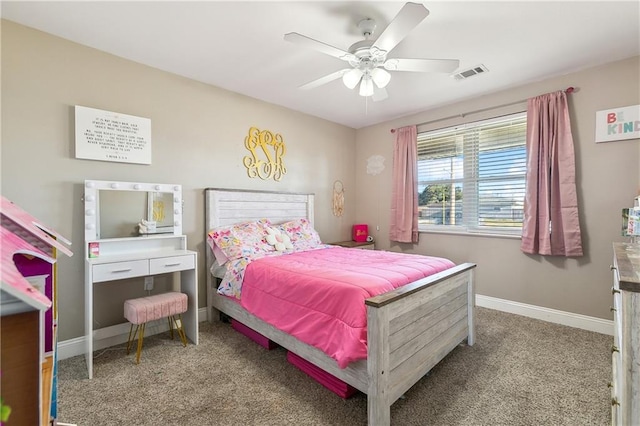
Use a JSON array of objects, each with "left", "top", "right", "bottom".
[{"left": 452, "top": 64, "right": 489, "bottom": 80}]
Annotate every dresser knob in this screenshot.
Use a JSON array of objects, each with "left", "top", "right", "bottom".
[
  {"left": 612, "top": 345, "right": 619, "bottom": 354},
  {"left": 612, "top": 397, "right": 620, "bottom": 406}
]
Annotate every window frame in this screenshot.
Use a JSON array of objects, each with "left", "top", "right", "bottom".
[{"left": 416, "top": 111, "right": 527, "bottom": 238}]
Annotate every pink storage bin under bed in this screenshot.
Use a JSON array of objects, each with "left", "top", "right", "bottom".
[
  {"left": 287, "top": 351, "right": 357, "bottom": 399},
  {"left": 231, "top": 318, "right": 277, "bottom": 350}
]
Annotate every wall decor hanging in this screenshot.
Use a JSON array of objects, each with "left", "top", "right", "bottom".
[
  {"left": 595, "top": 104, "right": 640, "bottom": 143},
  {"left": 75, "top": 105, "right": 152, "bottom": 164},
  {"left": 366, "top": 154, "right": 385, "bottom": 175},
  {"left": 243, "top": 127, "right": 287, "bottom": 181},
  {"left": 332, "top": 180, "right": 345, "bottom": 217}
]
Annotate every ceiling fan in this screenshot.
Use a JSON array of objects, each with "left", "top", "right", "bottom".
[{"left": 284, "top": 2, "right": 460, "bottom": 100}]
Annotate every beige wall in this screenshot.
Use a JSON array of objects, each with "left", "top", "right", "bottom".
[
  {"left": 1, "top": 21, "right": 356, "bottom": 340},
  {"left": 355, "top": 56, "right": 640, "bottom": 320},
  {"left": 3, "top": 19, "right": 639, "bottom": 342}
]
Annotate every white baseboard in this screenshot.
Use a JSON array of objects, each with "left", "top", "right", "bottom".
[
  {"left": 476, "top": 294, "right": 613, "bottom": 336},
  {"left": 59, "top": 298, "right": 613, "bottom": 361},
  {"left": 58, "top": 307, "right": 208, "bottom": 361}
]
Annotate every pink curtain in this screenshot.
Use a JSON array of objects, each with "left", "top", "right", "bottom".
[
  {"left": 390, "top": 125, "right": 419, "bottom": 243},
  {"left": 521, "top": 91, "right": 583, "bottom": 256}
]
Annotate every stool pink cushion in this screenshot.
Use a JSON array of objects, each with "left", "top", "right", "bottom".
[{"left": 124, "top": 292, "right": 187, "bottom": 325}]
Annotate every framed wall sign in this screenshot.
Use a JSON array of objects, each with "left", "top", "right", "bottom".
[
  {"left": 595, "top": 104, "right": 640, "bottom": 143},
  {"left": 75, "top": 105, "right": 152, "bottom": 164}
]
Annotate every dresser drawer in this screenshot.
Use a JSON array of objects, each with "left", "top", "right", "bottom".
[
  {"left": 150, "top": 254, "right": 195, "bottom": 274},
  {"left": 93, "top": 260, "right": 149, "bottom": 283}
]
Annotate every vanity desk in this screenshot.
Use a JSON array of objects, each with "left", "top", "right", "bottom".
[{"left": 83, "top": 180, "right": 198, "bottom": 379}]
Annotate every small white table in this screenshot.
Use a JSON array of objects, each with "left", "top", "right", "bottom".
[
  {"left": 84, "top": 235, "right": 198, "bottom": 379},
  {"left": 331, "top": 240, "right": 375, "bottom": 250}
]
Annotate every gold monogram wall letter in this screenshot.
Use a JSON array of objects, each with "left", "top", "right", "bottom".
[{"left": 242, "top": 127, "right": 287, "bottom": 181}]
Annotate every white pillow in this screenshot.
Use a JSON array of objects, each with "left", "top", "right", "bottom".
[{"left": 265, "top": 226, "right": 293, "bottom": 252}]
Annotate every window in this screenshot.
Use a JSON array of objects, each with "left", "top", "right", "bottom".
[{"left": 417, "top": 112, "right": 527, "bottom": 235}]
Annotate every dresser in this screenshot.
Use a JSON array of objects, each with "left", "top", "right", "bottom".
[{"left": 611, "top": 243, "right": 640, "bottom": 425}]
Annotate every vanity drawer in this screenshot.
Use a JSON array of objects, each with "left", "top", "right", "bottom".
[
  {"left": 93, "top": 260, "right": 149, "bottom": 283},
  {"left": 150, "top": 254, "right": 195, "bottom": 274}
]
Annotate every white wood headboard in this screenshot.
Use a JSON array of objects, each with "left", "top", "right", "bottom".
[{"left": 204, "top": 188, "right": 314, "bottom": 230}]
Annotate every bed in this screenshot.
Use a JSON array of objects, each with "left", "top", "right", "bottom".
[{"left": 204, "top": 188, "right": 476, "bottom": 425}]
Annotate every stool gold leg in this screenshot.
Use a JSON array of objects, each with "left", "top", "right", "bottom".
[
  {"left": 127, "top": 324, "right": 138, "bottom": 355},
  {"left": 168, "top": 316, "right": 174, "bottom": 340},
  {"left": 135, "top": 323, "right": 146, "bottom": 364},
  {"left": 176, "top": 314, "right": 187, "bottom": 347}
]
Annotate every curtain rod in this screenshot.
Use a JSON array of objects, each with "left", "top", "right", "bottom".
[{"left": 390, "top": 86, "right": 575, "bottom": 133}]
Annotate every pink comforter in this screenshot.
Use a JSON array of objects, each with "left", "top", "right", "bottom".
[{"left": 240, "top": 246, "right": 455, "bottom": 368}]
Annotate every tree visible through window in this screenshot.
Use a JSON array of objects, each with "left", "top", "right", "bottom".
[{"left": 417, "top": 112, "right": 527, "bottom": 234}]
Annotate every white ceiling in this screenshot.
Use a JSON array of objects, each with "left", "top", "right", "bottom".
[{"left": 2, "top": 1, "right": 639, "bottom": 129}]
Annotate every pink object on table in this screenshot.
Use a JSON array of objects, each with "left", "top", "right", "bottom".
[{"left": 352, "top": 224, "right": 368, "bottom": 242}]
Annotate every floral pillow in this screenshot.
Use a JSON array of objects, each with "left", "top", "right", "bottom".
[
  {"left": 208, "top": 219, "right": 272, "bottom": 261},
  {"left": 206, "top": 233, "right": 231, "bottom": 265},
  {"left": 276, "top": 218, "right": 322, "bottom": 251}
]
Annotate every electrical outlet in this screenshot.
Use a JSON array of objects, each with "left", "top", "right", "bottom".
[{"left": 144, "top": 276, "right": 154, "bottom": 291}]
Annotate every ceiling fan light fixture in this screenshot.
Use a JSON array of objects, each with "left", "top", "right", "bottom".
[
  {"left": 343, "top": 68, "right": 364, "bottom": 89},
  {"left": 359, "top": 76, "right": 374, "bottom": 97},
  {"left": 371, "top": 68, "right": 391, "bottom": 88}
]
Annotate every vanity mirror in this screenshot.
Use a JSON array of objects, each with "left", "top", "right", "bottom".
[{"left": 84, "top": 180, "right": 182, "bottom": 241}]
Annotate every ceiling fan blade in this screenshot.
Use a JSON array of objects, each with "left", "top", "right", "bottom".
[
  {"left": 384, "top": 58, "right": 460, "bottom": 73},
  {"left": 299, "top": 69, "right": 350, "bottom": 90},
  {"left": 372, "top": 2, "right": 429, "bottom": 54},
  {"left": 284, "top": 32, "right": 355, "bottom": 62},
  {"left": 372, "top": 87, "right": 388, "bottom": 102}
]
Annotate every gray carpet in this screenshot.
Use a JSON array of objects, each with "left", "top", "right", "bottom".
[{"left": 57, "top": 308, "right": 612, "bottom": 425}]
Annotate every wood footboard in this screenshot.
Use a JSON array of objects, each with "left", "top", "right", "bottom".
[{"left": 365, "top": 262, "right": 476, "bottom": 425}]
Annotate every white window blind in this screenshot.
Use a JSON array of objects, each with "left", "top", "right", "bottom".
[{"left": 417, "top": 112, "right": 527, "bottom": 235}]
